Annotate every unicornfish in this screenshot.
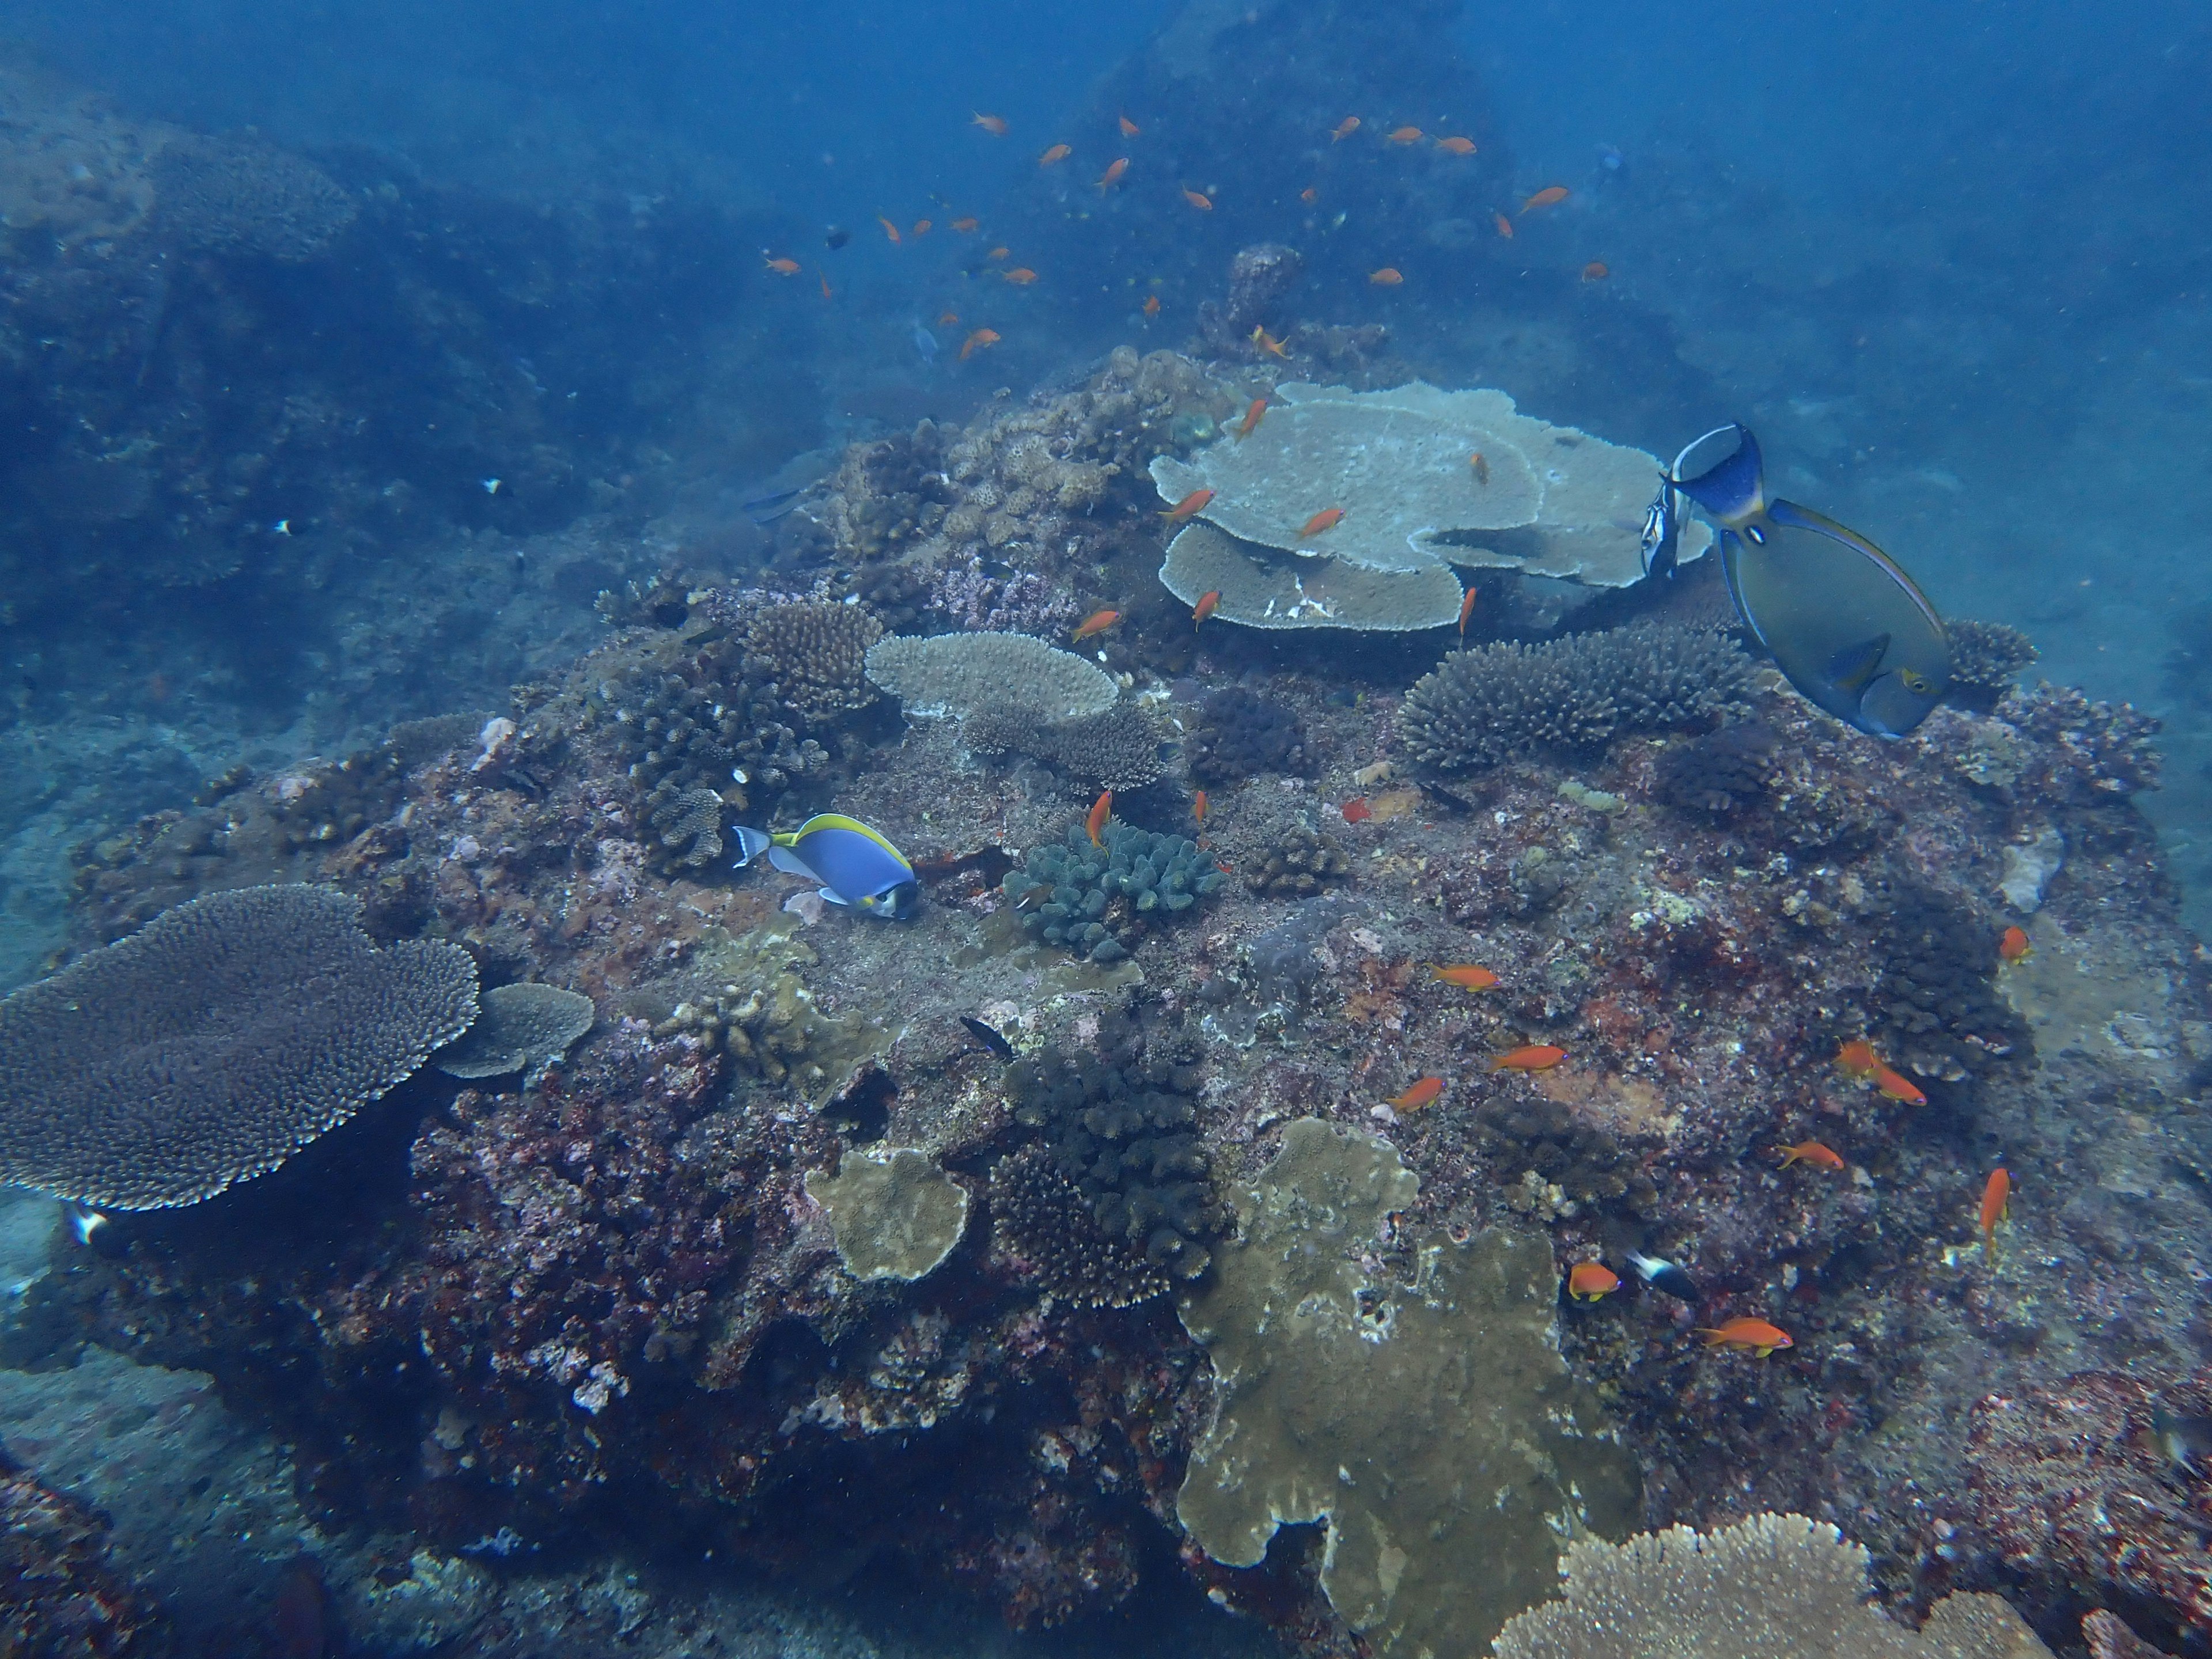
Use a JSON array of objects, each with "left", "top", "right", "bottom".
[{"left": 733, "top": 813, "right": 918, "bottom": 919}]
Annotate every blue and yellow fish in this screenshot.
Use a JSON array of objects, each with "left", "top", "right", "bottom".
[
  {"left": 1667, "top": 423, "right": 1950, "bottom": 739},
  {"left": 733, "top": 813, "right": 918, "bottom": 919}
]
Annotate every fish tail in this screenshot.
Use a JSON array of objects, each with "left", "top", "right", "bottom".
[{"left": 732, "top": 826, "right": 774, "bottom": 866}]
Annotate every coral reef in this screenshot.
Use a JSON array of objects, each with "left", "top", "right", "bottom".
[
  {"left": 1945, "top": 619, "right": 2041, "bottom": 711},
  {"left": 813, "top": 423, "right": 953, "bottom": 561},
  {"left": 963, "top": 699, "right": 1168, "bottom": 791},
  {"left": 0, "top": 885, "right": 477, "bottom": 1209},
  {"left": 0, "top": 1441, "right": 169, "bottom": 1658},
  {"left": 741, "top": 603, "right": 885, "bottom": 721},
  {"left": 435, "top": 983, "right": 596, "bottom": 1081},
  {"left": 864, "top": 631, "right": 1119, "bottom": 724},
  {"left": 1001, "top": 820, "right": 1227, "bottom": 961},
  {"left": 1177, "top": 1120, "right": 1637, "bottom": 1659},
  {"left": 646, "top": 785, "right": 726, "bottom": 871},
  {"left": 1402, "top": 625, "right": 1754, "bottom": 772},
  {"left": 1198, "top": 241, "right": 1305, "bottom": 353},
  {"left": 1989, "top": 684, "right": 2162, "bottom": 802},
  {"left": 1474, "top": 1090, "right": 1663, "bottom": 1222},
  {"left": 1160, "top": 519, "right": 1469, "bottom": 630},
  {"left": 1006, "top": 1027, "right": 1218, "bottom": 1285},
  {"left": 1656, "top": 720, "right": 1780, "bottom": 817},
  {"left": 1866, "top": 882, "right": 2033, "bottom": 1089},
  {"left": 1234, "top": 822, "right": 1352, "bottom": 898},
  {"left": 1491, "top": 1513, "right": 2052, "bottom": 1659},
  {"left": 148, "top": 132, "right": 358, "bottom": 260},
  {"left": 1966, "top": 1370, "right": 2212, "bottom": 1649},
  {"left": 806, "top": 1147, "right": 971, "bottom": 1282},
  {"left": 988, "top": 1144, "right": 1169, "bottom": 1309},
  {"left": 1187, "top": 687, "right": 1310, "bottom": 784}
]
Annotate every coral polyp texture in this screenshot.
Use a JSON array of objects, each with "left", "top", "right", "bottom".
[
  {"left": 864, "top": 631, "right": 1120, "bottom": 724},
  {"left": 806, "top": 1146, "right": 971, "bottom": 1282},
  {"left": 1491, "top": 1512, "right": 2053, "bottom": 1659},
  {"left": 0, "top": 884, "right": 478, "bottom": 1209},
  {"left": 434, "top": 982, "right": 596, "bottom": 1080},
  {"left": 1176, "top": 1119, "right": 1637, "bottom": 1659},
  {"left": 1002, "top": 820, "right": 1226, "bottom": 961},
  {"left": 1400, "top": 624, "right": 1754, "bottom": 772}
]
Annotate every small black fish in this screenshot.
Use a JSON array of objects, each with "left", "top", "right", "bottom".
[
  {"left": 824, "top": 226, "right": 851, "bottom": 251},
  {"left": 1627, "top": 1250, "right": 1700, "bottom": 1302},
  {"left": 960, "top": 1016, "right": 1014, "bottom": 1063},
  {"left": 1422, "top": 781, "right": 1474, "bottom": 815}
]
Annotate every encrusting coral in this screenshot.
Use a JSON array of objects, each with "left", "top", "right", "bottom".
[
  {"left": 0, "top": 884, "right": 478, "bottom": 1209},
  {"left": 1491, "top": 1512, "right": 2052, "bottom": 1659},
  {"left": 1176, "top": 1119, "right": 1637, "bottom": 1659},
  {"left": 435, "top": 982, "right": 596, "bottom": 1081},
  {"left": 148, "top": 131, "right": 358, "bottom": 260},
  {"left": 806, "top": 1147, "right": 971, "bottom": 1283},
  {"left": 1401, "top": 624, "right": 1754, "bottom": 772}
]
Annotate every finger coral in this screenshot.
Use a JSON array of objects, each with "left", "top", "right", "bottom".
[
  {"left": 0, "top": 884, "right": 478, "bottom": 1209},
  {"left": 1401, "top": 624, "right": 1753, "bottom": 773}
]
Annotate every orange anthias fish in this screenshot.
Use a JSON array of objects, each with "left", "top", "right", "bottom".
[
  {"left": 1389, "top": 1076, "right": 1445, "bottom": 1112},
  {"left": 1581, "top": 261, "right": 1609, "bottom": 282},
  {"left": 1235, "top": 397, "right": 1268, "bottom": 440},
  {"left": 1698, "top": 1317, "right": 1793, "bottom": 1357},
  {"left": 1252, "top": 325, "right": 1290, "bottom": 359},
  {"left": 1331, "top": 116, "right": 1361, "bottom": 142},
  {"left": 1071, "top": 608, "right": 1122, "bottom": 642},
  {"left": 1434, "top": 135, "right": 1477, "bottom": 156},
  {"left": 1096, "top": 157, "right": 1129, "bottom": 191},
  {"left": 1192, "top": 589, "right": 1221, "bottom": 628},
  {"left": 1300, "top": 184, "right": 1318, "bottom": 203},
  {"left": 1835, "top": 1039, "right": 1881, "bottom": 1080},
  {"left": 1002, "top": 267, "right": 1039, "bottom": 285},
  {"left": 1183, "top": 187, "right": 1214, "bottom": 210},
  {"left": 1872, "top": 1065, "right": 1927, "bottom": 1106},
  {"left": 1999, "top": 925, "right": 2031, "bottom": 963},
  {"left": 763, "top": 254, "right": 801, "bottom": 275},
  {"left": 937, "top": 310, "right": 960, "bottom": 327},
  {"left": 1369, "top": 267, "right": 1404, "bottom": 286},
  {"left": 950, "top": 217, "right": 980, "bottom": 233},
  {"left": 1567, "top": 1262, "right": 1620, "bottom": 1301},
  {"left": 1142, "top": 294, "right": 1161, "bottom": 317},
  {"left": 1493, "top": 1045, "right": 1567, "bottom": 1072},
  {"left": 1192, "top": 790, "right": 1209, "bottom": 824},
  {"left": 959, "top": 328, "right": 1001, "bottom": 361},
  {"left": 1980, "top": 1167, "right": 2010, "bottom": 1264},
  {"left": 1119, "top": 113, "right": 1141, "bottom": 137},
  {"left": 1457, "top": 586, "right": 1478, "bottom": 636},
  {"left": 1469, "top": 451, "right": 1490, "bottom": 485},
  {"left": 1387, "top": 125, "right": 1423, "bottom": 145},
  {"left": 1520, "top": 184, "right": 1571, "bottom": 213},
  {"left": 912, "top": 218, "right": 933, "bottom": 236},
  {"left": 1493, "top": 211, "right": 1514, "bottom": 239},
  {"left": 987, "top": 246, "right": 1010, "bottom": 261},
  {"left": 820, "top": 271, "right": 833, "bottom": 300},
  {"left": 1340, "top": 798, "right": 1373, "bottom": 823},
  {"left": 1086, "top": 790, "right": 1112, "bottom": 847},
  {"left": 1038, "top": 143, "right": 1071, "bottom": 166},
  {"left": 971, "top": 112, "right": 1007, "bottom": 136},
  {"left": 878, "top": 216, "right": 902, "bottom": 243},
  {"left": 1300, "top": 507, "right": 1346, "bottom": 537},
  {"left": 1160, "top": 488, "right": 1215, "bottom": 523},
  {"left": 1776, "top": 1141, "right": 1846, "bottom": 1172},
  {"left": 1430, "top": 964, "right": 1500, "bottom": 991}
]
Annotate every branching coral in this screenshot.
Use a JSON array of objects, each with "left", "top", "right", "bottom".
[
  {"left": 1866, "top": 882, "right": 2032, "bottom": 1088},
  {"left": 1945, "top": 619, "right": 2040, "bottom": 710},
  {"left": 743, "top": 602, "right": 885, "bottom": 721},
  {"left": 989, "top": 1143, "right": 1171, "bottom": 1309},
  {"left": 1187, "top": 687, "right": 1309, "bottom": 784},
  {"left": 1401, "top": 625, "right": 1753, "bottom": 773},
  {"left": 963, "top": 699, "right": 1167, "bottom": 790}
]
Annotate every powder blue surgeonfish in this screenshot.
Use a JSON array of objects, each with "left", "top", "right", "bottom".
[
  {"left": 1666, "top": 424, "right": 1950, "bottom": 738},
  {"left": 733, "top": 813, "right": 919, "bottom": 919}
]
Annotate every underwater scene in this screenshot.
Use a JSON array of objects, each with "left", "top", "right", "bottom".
[{"left": 2, "top": 0, "right": 2210, "bottom": 1653}]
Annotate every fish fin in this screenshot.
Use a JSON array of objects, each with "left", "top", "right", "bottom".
[
  {"left": 767, "top": 846, "right": 820, "bottom": 880},
  {"left": 732, "top": 827, "right": 774, "bottom": 866},
  {"left": 817, "top": 885, "right": 850, "bottom": 907},
  {"left": 1668, "top": 425, "right": 1764, "bottom": 527},
  {"left": 1768, "top": 498, "right": 1949, "bottom": 642},
  {"left": 793, "top": 813, "right": 914, "bottom": 873},
  {"left": 1823, "top": 634, "right": 1892, "bottom": 696}
]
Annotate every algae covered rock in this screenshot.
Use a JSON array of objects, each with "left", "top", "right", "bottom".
[
  {"left": 1176, "top": 1119, "right": 1635, "bottom": 1659},
  {"left": 806, "top": 1147, "right": 971, "bottom": 1282}
]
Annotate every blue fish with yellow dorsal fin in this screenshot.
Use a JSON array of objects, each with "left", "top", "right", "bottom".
[
  {"left": 733, "top": 813, "right": 918, "bottom": 919},
  {"left": 1666, "top": 423, "right": 1950, "bottom": 739}
]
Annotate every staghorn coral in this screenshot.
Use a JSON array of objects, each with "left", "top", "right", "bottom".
[
  {"left": 989, "top": 1143, "right": 1169, "bottom": 1309},
  {"left": 864, "top": 631, "right": 1119, "bottom": 724},
  {"left": 743, "top": 603, "right": 885, "bottom": 721},
  {"left": 0, "top": 1442, "right": 169, "bottom": 1657},
  {"left": 1006, "top": 1025, "right": 1218, "bottom": 1285},
  {"left": 1401, "top": 625, "right": 1753, "bottom": 773},
  {"left": 806, "top": 1147, "right": 971, "bottom": 1282},
  {"left": 0, "top": 885, "right": 477, "bottom": 1209},
  {"left": 1002, "top": 820, "right": 1226, "bottom": 963},
  {"left": 961, "top": 699, "right": 1166, "bottom": 791},
  {"left": 149, "top": 132, "right": 358, "bottom": 260},
  {"left": 1945, "top": 619, "right": 2041, "bottom": 711},
  {"left": 1186, "top": 687, "right": 1309, "bottom": 784},
  {"left": 1492, "top": 1512, "right": 2052, "bottom": 1659},
  {"left": 435, "top": 983, "right": 595, "bottom": 1081},
  {"left": 1176, "top": 1120, "right": 1637, "bottom": 1659}
]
